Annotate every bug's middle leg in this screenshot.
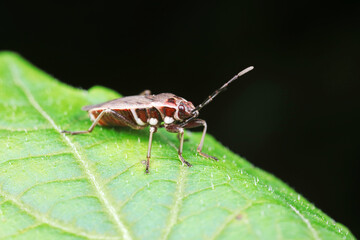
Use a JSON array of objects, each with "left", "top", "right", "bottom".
[
  {"left": 177, "top": 132, "right": 189, "bottom": 142},
  {"left": 145, "top": 126, "right": 157, "bottom": 174},
  {"left": 165, "top": 125, "right": 192, "bottom": 167}
]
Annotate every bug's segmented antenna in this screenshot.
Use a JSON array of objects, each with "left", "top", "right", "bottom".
[
  {"left": 194, "top": 66, "right": 254, "bottom": 113},
  {"left": 179, "top": 66, "right": 254, "bottom": 128}
]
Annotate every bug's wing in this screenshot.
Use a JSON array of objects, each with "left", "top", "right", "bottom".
[
  {"left": 82, "top": 102, "right": 107, "bottom": 111},
  {"left": 82, "top": 95, "right": 157, "bottom": 111}
]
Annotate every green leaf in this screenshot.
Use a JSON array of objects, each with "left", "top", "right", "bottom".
[{"left": 0, "top": 51, "right": 354, "bottom": 240}]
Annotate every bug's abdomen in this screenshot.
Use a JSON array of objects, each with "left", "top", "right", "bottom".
[
  {"left": 90, "top": 109, "right": 137, "bottom": 127},
  {"left": 146, "top": 107, "right": 163, "bottom": 125},
  {"left": 89, "top": 107, "right": 164, "bottom": 128}
]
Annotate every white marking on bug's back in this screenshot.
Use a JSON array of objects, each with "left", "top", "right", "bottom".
[
  {"left": 130, "top": 109, "right": 146, "bottom": 126},
  {"left": 164, "top": 116, "right": 174, "bottom": 124},
  {"left": 9, "top": 62, "right": 132, "bottom": 240},
  {"left": 149, "top": 118, "right": 158, "bottom": 125}
]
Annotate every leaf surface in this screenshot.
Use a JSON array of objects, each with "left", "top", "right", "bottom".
[{"left": 0, "top": 52, "right": 354, "bottom": 239}]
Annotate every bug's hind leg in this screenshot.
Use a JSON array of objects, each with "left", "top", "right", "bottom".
[
  {"left": 61, "top": 110, "right": 107, "bottom": 135},
  {"left": 145, "top": 126, "right": 157, "bottom": 174},
  {"left": 181, "top": 119, "right": 218, "bottom": 161}
]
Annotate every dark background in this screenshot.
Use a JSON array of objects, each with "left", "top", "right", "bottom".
[{"left": 1, "top": 1, "right": 359, "bottom": 237}]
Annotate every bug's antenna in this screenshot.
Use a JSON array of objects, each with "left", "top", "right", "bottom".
[
  {"left": 179, "top": 66, "right": 254, "bottom": 128},
  {"left": 194, "top": 66, "right": 254, "bottom": 113}
]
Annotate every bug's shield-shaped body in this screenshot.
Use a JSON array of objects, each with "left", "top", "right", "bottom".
[
  {"left": 61, "top": 66, "right": 254, "bottom": 173},
  {"left": 83, "top": 93, "right": 194, "bottom": 128},
  {"left": 72, "top": 92, "right": 205, "bottom": 173}
]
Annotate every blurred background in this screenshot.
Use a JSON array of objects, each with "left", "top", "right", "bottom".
[{"left": 1, "top": 1, "right": 359, "bottom": 237}]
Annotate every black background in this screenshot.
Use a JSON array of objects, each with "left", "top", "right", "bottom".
[{"left": 1, "top": 1, "right": 359, "bottom": 237}]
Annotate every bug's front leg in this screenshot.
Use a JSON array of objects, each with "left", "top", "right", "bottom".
[
  {"left": 164, "top": 124, "right": 192, "bottom": 167},
  {"left": 145, "top": 126, "right": 157, "bottom": 174},
  {"left": 181, "top": 119, "right": 218, "bottom": 161}
]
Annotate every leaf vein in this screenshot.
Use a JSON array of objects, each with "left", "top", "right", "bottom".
[
  {"left": 8, "top": 60, "right": 132, "bottom": 240},
  {"left": 47, "top": 195, "right": 99, "bottom": 215},
  {"left": 158, "top": 132, "right": 188, "bottom": 240},
  {"left": 17, "top": 177, "right": 87, "bottom": 198},
  {"left": 0, "top": 151, "right": 74, "bottom": 166},
  {"left": 103, "top": 162, "right": 139, "bottom": 187},
  {"left": 177, "top": 206, "right": 232, "bottom": 224},
  {"left": 118, "top": 179, "right": 177, "bottom": 211},
  {"left": 1, "top": 223, "right": 42, "bottom": 239},
  {"left": 210, "top": 201, "right": 267, "bottom": 240},
  {"left": 182, "top": 182, "right": 230, "bottom": 200},
  {"left": 0, "top": 126, "right": 53, "bottom": 132},
  {"left": 289, "top": 204, "right": 320, "bottom": 240},
  {"left": 0, "top": 190, "right": 120, "bottom": 240}
]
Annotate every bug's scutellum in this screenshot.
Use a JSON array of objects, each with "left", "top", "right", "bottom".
[{"left": 62, "top": 66, "right": 254, "bottom": 173}]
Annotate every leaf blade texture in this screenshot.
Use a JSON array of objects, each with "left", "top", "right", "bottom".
[{"left": 0, "top": 52, "right": 354, "bottom": 239}]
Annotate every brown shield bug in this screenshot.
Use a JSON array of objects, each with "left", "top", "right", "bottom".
[{"left": 62, "top": 66, "right": 254, "bottom": 173}]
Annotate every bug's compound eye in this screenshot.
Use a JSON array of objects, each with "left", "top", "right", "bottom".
[
  {"left": 178, "top": 102, "right": 187, "bottom": 119},
  {"left": 179, "top": 103, "right": 185, "bottom": 112},
  {"left": 178, "top": 101, "right": 194, "bottom": 120}
]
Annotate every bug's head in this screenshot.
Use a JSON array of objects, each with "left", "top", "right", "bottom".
[{"left": 177, "top": 100, "right": 197, "bottom": 120}]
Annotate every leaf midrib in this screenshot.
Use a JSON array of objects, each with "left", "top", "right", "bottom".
[
  {"left": 0, "top": 188, "right": 118, "bottom": 240},
  {"left": 7, "top": 59, "right": 133, "bottom": 240}
]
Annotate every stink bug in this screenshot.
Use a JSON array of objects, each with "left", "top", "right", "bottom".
[{"left": 62, "top": 66, "right": 254, "bottom": 173}]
